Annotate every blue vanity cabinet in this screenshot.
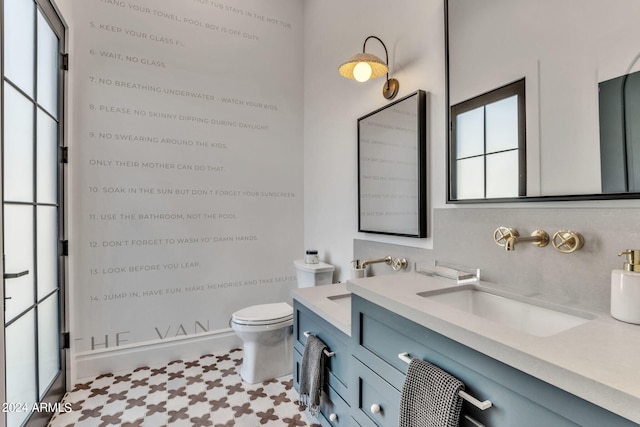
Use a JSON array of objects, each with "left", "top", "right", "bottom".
[
  {"left": 292, "top": 300, "right": 351, "bottom": 426},
  {"left": 351, "top": 294, "right": 638, "bottom": 427}
]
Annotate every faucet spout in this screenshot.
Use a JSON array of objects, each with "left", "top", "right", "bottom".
[
  {"left": 504, "top": 230, "right": 549, "bottom": 251},
  {"left": 361, "top": 256, "right": 392, "bottom": 268}
]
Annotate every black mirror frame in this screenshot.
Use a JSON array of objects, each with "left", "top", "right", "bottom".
[{"left": 357, "top": 90, "right": 428, "bottom": 237}]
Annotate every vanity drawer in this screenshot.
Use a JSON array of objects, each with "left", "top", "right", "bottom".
[
  {"left": 293, "top": 349, "right": 350, "bottom": 427},
  {"left": 293, "top": 349, "right": 349, "bottom": 400},
  {"left": 293, "top": 348, "right": 348, "bottom": 402},
  {"left": 319, "top": 382, "right": 350, "bottom": 427},
  {"left": 350, "top": 357, "right": 400, "bottom": 427},
  {"left": 294, "top": 300, "right": 350, "bottom": 397},
  {"left": 355, "top": 311, "right": 427, "bottom": 391}
]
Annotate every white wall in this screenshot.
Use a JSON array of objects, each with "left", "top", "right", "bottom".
[
  {"left": 57, "top": 0, "right": 303, "bottom": 379},
  {"left": 303, "top": 0, "right": 446, "bottom": 281}
]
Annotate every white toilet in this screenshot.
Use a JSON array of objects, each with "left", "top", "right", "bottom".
[{"left": 231, "top": 260, "right": 335, "bottom": 384}]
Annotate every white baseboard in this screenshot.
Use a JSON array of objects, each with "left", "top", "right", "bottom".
[{"left": 73, "top": 328, "right": 242, "bottom": 381}]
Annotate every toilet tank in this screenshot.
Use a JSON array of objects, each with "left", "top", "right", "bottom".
[{"left": 293, "top": 259, "right": 335, "bottom": 287}]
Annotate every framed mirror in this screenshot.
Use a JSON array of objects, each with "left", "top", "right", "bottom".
[
  {"left": 358, "top": 90, "right": 427, "bottom": 237},
  {"left": 446, "top": 0, "right": 640, "bottom": 202}
]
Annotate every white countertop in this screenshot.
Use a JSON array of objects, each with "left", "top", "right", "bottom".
[
  {"left": 291, "top": 283, "right": 351, "bottom": 336},
  {"left": 345, "top": 272, "right": 640, "bottom": 424}
]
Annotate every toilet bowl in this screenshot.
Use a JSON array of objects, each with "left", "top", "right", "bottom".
[
  {"left": 231, "top": 259, "right": 335, "bottom": 384},
  {"left": 231, "top": 302, "right": 293, "bottom": 384}
]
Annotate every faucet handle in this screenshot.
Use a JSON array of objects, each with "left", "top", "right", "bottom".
[
  {"left": 494, "top": 227, "right": 519, "bottom": 247},
  {"left": 552, "top": 230, "right": 584, "bottom": 253},
  {"left": 392, "top": 258, "right": 408, "bottom": 271}
]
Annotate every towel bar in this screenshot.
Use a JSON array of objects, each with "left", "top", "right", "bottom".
[
  {"left": 303, "top": 331, "right": 336, "bottom": 357},
  {"left": 464, "top": 415, "right": 486, "bottom": 427},
  {"left": 398, "top": 352, "right": 493, "bottom": 410}
]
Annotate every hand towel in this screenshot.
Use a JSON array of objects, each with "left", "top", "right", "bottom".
[
  {"left": 399, "top": 358, "right": 465, "bottom": 427},
  {"left": 299, "top": 334, "right": 327, "bottom": 416}
]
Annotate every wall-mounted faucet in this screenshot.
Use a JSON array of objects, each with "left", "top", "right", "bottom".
[
  {"left": 494, "top": 227, "right": 585, "bottom": 253},
  {"left": 494, "top": 227, "right": 549, "bottom": 251},
  {"left": 360, "top": 255, "right": 408, "bottom": 271}
]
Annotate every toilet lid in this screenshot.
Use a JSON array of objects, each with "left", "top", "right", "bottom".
[
  {"left": 293, "top": 259, "right": 335, "bottom": 273},
  {"left": 232, "top": 302, "right": 293, "bottom": 324}
]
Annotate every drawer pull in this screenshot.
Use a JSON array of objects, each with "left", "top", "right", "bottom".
[
  {"left": 398, "top": 352, "right": 493, "bottom": 411},
  {"left": 329, "top": 413, "right": 338, "bottom": 422},
  {"left": 303, "top": 331, "right": 336, "bottom": 357},
  {"left": 370, "top": 403, "right": 381, "bottom": 414}
]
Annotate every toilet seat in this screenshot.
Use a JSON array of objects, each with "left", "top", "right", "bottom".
[{"left": 232, "top": 302, "right": 293, "bottom": 326}]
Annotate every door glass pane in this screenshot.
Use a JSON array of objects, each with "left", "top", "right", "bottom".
[
  {"left": 486, "top": 95, "right": 519, "bottom": 153},
  {"left": 4, "top": 82, "right": 35, "bottom": 203},
  {"left": 456, "top": 157, "right": 485, "bottom": 199},
  {"left": 37, "top": 109, "right": 58, "bottom": 204},
  {"left": 486, "top": 150, "right": 520, "bottom": 198},
  {"left": 6, "top": 311, "right": 37, "bottom": 427},
  {"left": 4, "top": 0, "right": 66, "bottom": 415},
  {"left": 37, "top": 206, "right": 58, "bottom": 298},
  {"left": 456, "top": 106, "right": 485, "bottom": 158},
  {"left": 37, "top": 11, "right": 59, "bottom": 118},
  {"left": 4, "top": 0, "right": 35, "bottom": 96},
  {"left": 4, "top": 204, "right": 35, "bottom": 323},
  {"left": 38, "top": 293, "right": 60, "bottom": 397}
]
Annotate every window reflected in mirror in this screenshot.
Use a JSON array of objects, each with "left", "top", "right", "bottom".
[
  {"left": 599, "top": 69, "right": 640, "bottom": 193},
  {"left": 450, "top": 79, "right": 526, "bottom": 200}
]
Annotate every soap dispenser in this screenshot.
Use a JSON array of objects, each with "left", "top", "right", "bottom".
[{"left": 611, "top": 249, "right": 640, "bottom": 324}]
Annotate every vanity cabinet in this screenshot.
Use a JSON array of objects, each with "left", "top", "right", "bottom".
[
  {"left": 351, "top": 295, "right": 638, "bottom": 427},
  {"left": 292, "top": 301, "right": 350, "bottom": 426}
]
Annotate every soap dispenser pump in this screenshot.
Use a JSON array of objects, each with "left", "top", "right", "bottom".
[{"left": 611, "top": 249, "right": 640, "bottom": 324}]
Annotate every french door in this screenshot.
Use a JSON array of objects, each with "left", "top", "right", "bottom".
[{"left": 2, "top": 0, "right": 67, "bottom": 426}]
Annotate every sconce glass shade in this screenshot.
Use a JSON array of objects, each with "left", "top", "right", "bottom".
[
  {"left": 338, "top": 52, "right": 389, "bottom": 82},
  {"left": 353, "top": 62, "right": 373, "bottom": 82}
]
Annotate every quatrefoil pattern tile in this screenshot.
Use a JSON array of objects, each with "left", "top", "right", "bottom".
[{"left": 48, "top": 349, "right": 321, "bottom": 427}]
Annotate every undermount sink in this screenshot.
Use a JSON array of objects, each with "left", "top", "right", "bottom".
[
  {"left": 328, "top": 293, "right": 352, "bottom": 309},
  {"left": 418, "top": 285, "right": 595, "bottom": 337}
]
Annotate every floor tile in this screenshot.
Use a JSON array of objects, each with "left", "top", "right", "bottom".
[{"left": 48, "top": 348, "right": 322, "bottom": 427}]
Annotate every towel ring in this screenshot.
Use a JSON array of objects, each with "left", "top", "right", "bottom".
[
  {"left": 398, "top": 352, "right": 493, "bottom": 410},
  {"left": 303, "top": 331, "right": 335, "bottom": 357}
]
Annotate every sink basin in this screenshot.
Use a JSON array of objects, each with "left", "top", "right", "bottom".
[
  {"left": 328, "top": 293, "right": 352, "bottom": 309},
  {"left": 418, "top": 285, "right": 595, "bottom": 337}
]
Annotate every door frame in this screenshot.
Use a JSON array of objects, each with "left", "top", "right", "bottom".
[{"left": 0, "top": 0, "right": 68, "bottom": 425}]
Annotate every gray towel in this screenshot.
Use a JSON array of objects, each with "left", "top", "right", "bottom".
[
  {"left": 399, "top": 358, "right": 465, "bottom": 427},
  {"left": 299, "top": 334, "right": 327, "bottom": 416}
]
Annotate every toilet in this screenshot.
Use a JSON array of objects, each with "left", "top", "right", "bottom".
[
  {"left": 292, "top": 259, "right": 335, "bottom": 287},
  {"left": 231, "top": 260, "right": 335, "bottom": 384}
]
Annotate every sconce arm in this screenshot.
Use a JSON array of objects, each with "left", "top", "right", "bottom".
[{"left": 363, "top": 35, "right": 390, "bottom": 82}]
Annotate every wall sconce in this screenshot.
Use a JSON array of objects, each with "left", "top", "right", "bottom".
[{"left": 338, "top": 36, "right": 399, "bottom": 100}]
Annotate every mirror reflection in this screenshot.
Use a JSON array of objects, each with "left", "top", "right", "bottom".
[
  {"left": 358, "top": 90, "right": 426, "bottom": 237},
  {"left": 447, "top": 0, "right": 640, "bottom": 201},
  {"left": 451, "top": 79, "right": 526, "bottom": 199}
]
